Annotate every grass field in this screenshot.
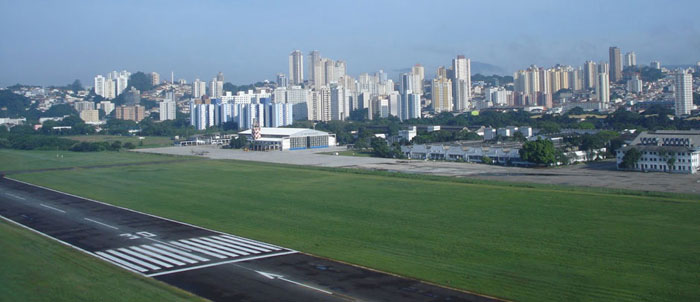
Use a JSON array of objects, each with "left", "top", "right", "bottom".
[
  {"left": 0, "top": 219, "right": 206, "bottom": 302},
  {"left": 7, "top": 153, "right": 699, "bottom": 302},
  {"left": 67, "top": 135, "right": 175, "bottom": 149},
  {"left": 0, "top": 149, "right": 185, "bottom": 172}
]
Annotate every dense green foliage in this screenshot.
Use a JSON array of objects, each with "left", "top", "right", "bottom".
[
  {"left": 10, "top": 154, "right": 700, "bottom": 302},
  {"left": 0, "top": 220, "right": 205, "bottom": 302},
  {"left": 127, "top": 72, "right": 154, "bottom": 92},
  {"left": 229, "top": 135, "right": 247, "bottom": 149},
  {"left": 222, "top": 81, "right": 265, "bottom": 94},
  {"left": 620, "top": 147, "right": 642, "bottom": 169},
  {"left": 370, "top": 137, "right": 403, "bottom": 158},
  {"left": 519, "top": 138, "right": 556, "bottom": 165},
  {"left": 412, "top": 129, "right": 481, "bottom": 144},
  {"left": 564, "top": 130, "right": 620, "bottom": 152},
  {"left": 472, "top": 74, "right": 514, "bottom": 86},
  {"left": 0, "top": 90, "right": 31, "bottom": 118}
]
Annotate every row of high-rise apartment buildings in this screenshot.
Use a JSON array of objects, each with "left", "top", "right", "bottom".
[
  {"left": 283, "top": 50, "right": 425, "bottom": 122},
  {"left": 429, "top": 55, "right": 473, "bottom": 113},
  {"left": 94, "top": 70, "right": 130, "bottom": 99}
]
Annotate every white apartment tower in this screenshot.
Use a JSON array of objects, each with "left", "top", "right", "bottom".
[
  {"left": 94, "top": 75, "right": 105, "bottom": 97},
  {"left": 193, "top": 79, "right": 206, "bottom": 98},
  {"left": 674, "top": 70, "right": 693, "bottom": 116},
  {"left": 159, "top": 100, "right": 176, "bottom": 121},
  {"left": 289, "top": 50, "right": 304, "bottom": 85},
  {"left": 452, "top": 55, "right": 472, "bottom": 110},
  {"left": 596, "top": 72, "right": 610, "bottom": 106}
]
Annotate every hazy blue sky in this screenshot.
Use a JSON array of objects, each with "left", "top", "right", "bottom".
[{"left": 1, "top": 0, "right": 699, "bottom": 87}]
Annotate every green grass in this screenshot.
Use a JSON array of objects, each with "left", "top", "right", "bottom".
[
  {"left": 0, "top": 149, "right": 184, "bottom": 172},
  {"left": 67, "top": 135, "right": 175, "bottom": 149},
  {"left": 10, "top": 156, "right": 700, "bottom": 302},
  {"left": 0, "top": 219, "right": 206, "bottom": 302}
]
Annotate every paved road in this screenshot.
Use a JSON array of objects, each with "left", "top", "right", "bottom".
[{"left": 0, "top": 177, "right": 500, "bottom": 302}]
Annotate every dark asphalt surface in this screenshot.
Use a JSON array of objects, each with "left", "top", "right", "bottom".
[{"left": 0, "top": 177, "right": 501, "bottom": 302}]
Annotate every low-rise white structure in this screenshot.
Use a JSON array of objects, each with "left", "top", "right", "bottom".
[
  {"left": 238, "top": 128, "right": 336, "bottom": 151},
  {"left": 616, "top": 130, "right": 700, "bottom": 174},
  {"left": 402, "top": 142, "right": 522, "bottom": 164}
]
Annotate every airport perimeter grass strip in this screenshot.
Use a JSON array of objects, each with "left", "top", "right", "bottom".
[
  {"left": 0, "top": 149, "right": 191, "bottom": 173},
  {"left": 0, "top": 218, "right": 208, "bottom": 302},
  {"left": 12, "top": 158, "right": 700, "bottom": 302}
]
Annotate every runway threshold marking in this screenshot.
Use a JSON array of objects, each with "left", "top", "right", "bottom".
[
  {"left": 146, "top": 250, "right": 297, "bottom": 277},
  {"left": 39, "top": 203, "right": 66, "bottom": 213},
  {"left": 84, "top": 218, "right": 119, "bottom": 230}
]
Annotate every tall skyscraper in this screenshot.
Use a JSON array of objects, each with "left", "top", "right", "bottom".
[
  {"left": 159, "top": 100, "right": 176, "bottom": 121},
  {"left": 103, "top": 78, "right": 116, "bottom": 99},
  {"left": 276, "top": 73, "right": 288, "bottom": 87},
  {"left": 596, "top": 72, "right": 610, "bottom": 106},
  {"left": 309, "top": 50, "right": 322, "bottom": 87},
  {"left": 583, "top": 61, "right": 597, "bottom": 89},
  {"left": 411, "top": 64, "right": 424, "bottom": 94},
  {"left": 451, "top": 55, "right": 472, "bottom": 111},
  {"left": 432, "top": 77, "right": 453, "bottom": 113},
  {"left": 94, "top": 75, "right": 105, "bottom": 97},
  {"left": 399, "top": 73, "right": 414, "bottom": 95},
  {"left": 674, "top": 70, "right": 693, "bottom": 116},
  {"left": 216, "top": 72, "right": 224, "bottom": 82},
  {"left": 209, "top": 78, "right": 223, "bottom": 98},
  {"left": 650, "top": 61, "right": 661, "bottom": 69},
  {"left": 150, "top": 72, "right": 160, "bottom": 86},
  {"left": 192, "top": 78, "right": 206, "bottom": 98},
  {"left": 288, "top": 50, "right": 304, "bottom": 85},
  {"left": 609, "top": 47, "right": 622, "bottom": 82},
  {"left": 624, "top": 52, "right": 637, "bottom": 68}
]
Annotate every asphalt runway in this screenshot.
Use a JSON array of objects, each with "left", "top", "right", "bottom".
[{"left": 0, "top": 177, "right": 500, "bottom": 302}]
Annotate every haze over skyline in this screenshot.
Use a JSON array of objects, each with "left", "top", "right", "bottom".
[{"left": 1, "top": 0, "right": 699, "bottom": 87}]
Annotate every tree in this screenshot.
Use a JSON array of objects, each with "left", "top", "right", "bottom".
[
  {"left": 229, "top": 136, "right": 247, "bottom": 149},
  {"left": 481, "top": 155, "right": 493, "bottom": 164},
  {"left": 69, "top": 79, "right": 83, "bottom": 93},
  {"left": 620, "top": 147, "right": 641, "bottom": 169},
  {"left": 128, "top": 72, "right": 154, "bottom": 92},
  {"left": 519, "top": 138, "right": 556, "bottom": 165},
  {"left": 0, "top": 90, "right": 31, "bottom": 118},
  {"left": 123, "top": 142, "right": 136, "bottom": 149},
  {"left": 512, "top": 131, "right": 527, "bottom": 142}
]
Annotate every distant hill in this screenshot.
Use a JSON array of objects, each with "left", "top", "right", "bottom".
[{"left": 392, "top": 61, "right": 507, "bottom": 78}]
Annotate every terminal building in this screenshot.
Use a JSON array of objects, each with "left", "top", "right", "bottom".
[
  {"left": 616, "top": 130, "right": 700, "bottom": 174},
  {"left": 238, "top": 128, "right": 336, "bottom": 151}
]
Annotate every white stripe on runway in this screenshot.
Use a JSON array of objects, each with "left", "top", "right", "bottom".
[
  {"left": 107, "top": 249, "right": 160, "bottom": 271},
  {"left": 170, "top": 241, "right": 227, "bottom": 259},
  {"left": 96, "top": 251, "right": 148, "bottom": 272},
  {"left": 176, "top": 239, "right": 239, "bottom": 258},
  {"left": 221, "top": 235, "right": 280, "bottom": 251},
  {"left": 39, "top": 203, "right": 66, "bottom": 213},
  {"left": 199, "top": 237, "right": 261, "bottom": 254},
  {"left": 130, "top": 246, "right": 186, "bottom": 266},
  {"left": 147, "top": 244, "right": 208, "bottom": 263},
  {"left": 119, "top": 248, "right": 173, "bottom": 268},
  {"left": 211, "top": 236, "right": 271, "bottom": 253},
  {"left": 84, "top": 218, "right": 119, "bottom": 230},
  {"left": 190, "top": 238, "right": 250, "bottom": 256},
  {"left": 5, "top": 192, "right": 26, "bottom": 200}
]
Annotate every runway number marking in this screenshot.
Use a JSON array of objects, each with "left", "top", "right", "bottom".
[{"left": 120, "top": 231, "right": 156, "bottom": 240}]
